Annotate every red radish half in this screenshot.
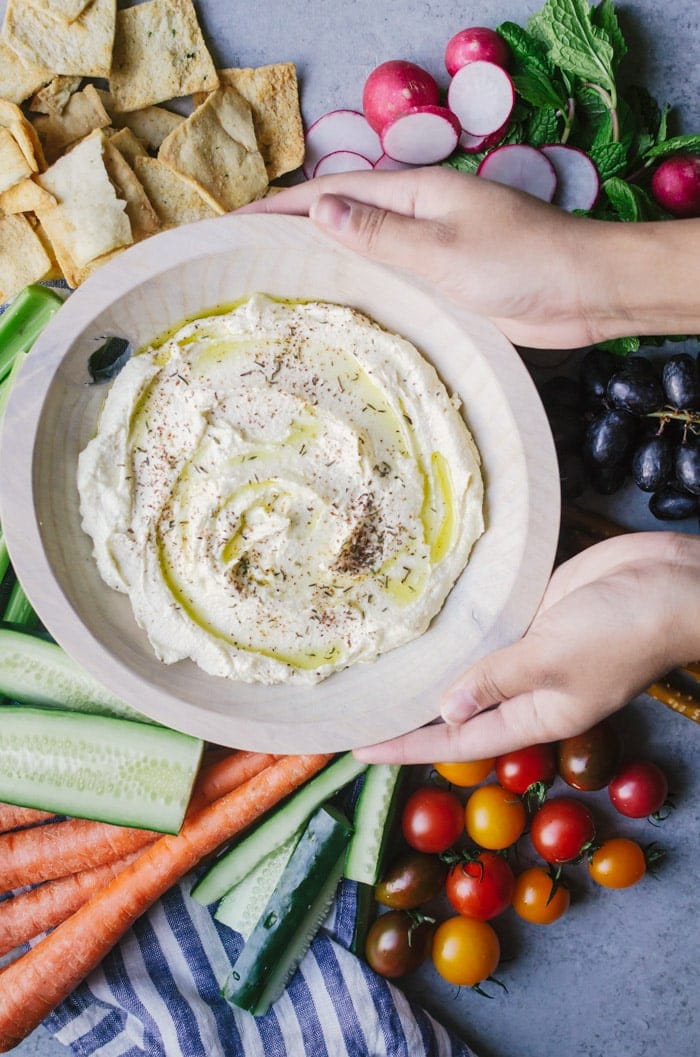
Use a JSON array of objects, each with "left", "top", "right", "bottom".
[
  {"left": 477, "top": 144, "right": 557, "bottom": 202},
  {"left": 445, "top": 27, "right": 511, "bottom": 76},
  {"left": 304, "top": 110, "right": 382, "bottom": 179},
  {"left": 381, "top": 106, "right": 461, "bottom": 164},
  {"left": 447, "top": 60, "right": 514, "bottom": 136},
  {"left": 363, "top": 60, "right": 440, "bottom": 133},
  {"left": 313, "top": 150, "right": 374, "bottom": 177},
  {"left": 540, "top": 145, "right": 600, "bottom": 211},
  {"left": 374, "top": 153, "right": 414, "bottom": 171}
]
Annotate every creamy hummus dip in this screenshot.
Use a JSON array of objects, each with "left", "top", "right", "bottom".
[{"left": 78, "top": 294, "right": 484, "bottom": 684}]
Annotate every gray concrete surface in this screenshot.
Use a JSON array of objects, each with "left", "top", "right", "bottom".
[{"left": 4, "top": 0, "right": 699, "bottom": 1055}]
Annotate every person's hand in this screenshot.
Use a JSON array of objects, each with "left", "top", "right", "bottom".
[
  {"left": 239, "top": 168, "right": 700, "bottom": 350},
  {"left": 352, "top": 531, "right": 700, "bottom": 764}
]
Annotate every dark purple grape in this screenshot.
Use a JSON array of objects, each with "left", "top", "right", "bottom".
[
  {"left": 631, "top": 435, "right": 673, "bottom": 492},
  {"left": 675, "top": 442, "right": 700, "bottom": 494},
  {"left": 547, "top": 403, "right": 585, "bottom": 455},
  {"left": 649, "top": 485, "right": 698, "bottom": 520},
  {"left": 662, "top": 354, "right": 699, "bottom": 409},
  {"left": 540, "top": 376, "right": 583, "bottom": 413},
  {"left": 606, "top": 371, "right": 664, "bottom": 415},
  {"left": 558, "top": 452, "right": 586, "bottom": 499},
  {"left": 589, "top": 462, "right": 627, "bottom": 495},
  {"left": 584, "top": 409, "right": 638, "bottom": 468},
  {"left": 625, "top": 355, "right": 657, "bottom": 377},
  {"left": 579, "top": 349, "right": 619, "bottom": 407}
]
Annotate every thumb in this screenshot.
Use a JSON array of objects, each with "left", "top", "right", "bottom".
[
  {"left": 441, "top": 638, "right": 553, "bottom": 726},
  {"left": 309, "top": 192, "right": 438, "bottom": 272}
]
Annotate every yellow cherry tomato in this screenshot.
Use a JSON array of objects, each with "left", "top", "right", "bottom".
[
  {"left": 464, "top": 783, "right": 527, "bottom": 849},
  {"left": 432, "top": 916, "right": 500, "bottom": 986},
  {"left": 434, "top": 758, "right": 495, "bottom": 787},
  {"left": 588, "top": 838, "right": 647, "bottom": 889},
  {"left": 512, "top": 866, "right": 570, "bottom": 924}
]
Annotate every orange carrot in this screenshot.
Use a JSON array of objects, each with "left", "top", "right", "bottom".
[
  {"left": 0, "top": 753, "right": 332, "bottom": 1050},
  {"left": 0, "top": 851, "right": 150, "bottom": 958},
  {"left": 0, "top": 750, "right": 275, "bottom": 892},
  {"left": 0, "top": 805, "right": 57, "bottom": 835}
]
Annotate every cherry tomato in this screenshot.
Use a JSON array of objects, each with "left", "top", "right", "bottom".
[
  {"left": 557, "top": 720, "right": 621, "bottom": 791},
  {"left": 588, "top": 838, "right": 647, "bottom": 889},
  {"left": 434, "top": 758, "right": 495, "bottom": 787},
  {"left": 512, "top": 866, "right": 570, "bottom": 924},
  {"left": 365, "top": 910, "right": 435, "bottom": 978},
  {"left": 432, "top": 916, "right": 500, "bottom": 986},
  {"left": 445, "top": 851, "right": 515, "bottom": 920},
  {"left": 375, "top": 851, "right": 447, "bottom": 910},
  {"left": 464, "top": 783, "right": 527, "bottom": 850},
  {"left": 401, "top": 786, "right": 463, "bottom": 853},
  {"left": 495, "top": 743, "right": 557, "bottom": 795},
  {"left": 530, "top": 797, "right": 595, "bottom": 863},
  {"left": 608, "top": 759, "right": 668, "bottom": 818}
]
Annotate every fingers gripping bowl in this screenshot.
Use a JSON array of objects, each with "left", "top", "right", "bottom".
[{"left": 0, "top": 214, "right": 559, "bottom": 751}]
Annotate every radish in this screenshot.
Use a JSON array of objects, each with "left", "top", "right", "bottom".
[
  {"left": 477, "top": 144, "right": 557, "bottom": 202},
  {"left": 304, "top": 110, "right": 382, "bottom": 179},
  {"left": 380, "top": 105, "right": 461, "bottom": 165},
  {"left": 540, "top": 145, "right": 600, "bottom": 212},
  {"left": 447, "top": 61, "right": 515, "bottom": 136},
  {"left": 651, "top": 154, "right": 700, "bottom": 217},
  {"left": 362, "top": 60, "right": 440, "bottom": 134},
  {"left": 459, "top": 130, "right": 489, "bottom": 153},
  {"left": 313, "top": 150, "right": 374, "bottom": 177},
  {"left": 374, "top": 153, "right": 414, "bottom": 171},
  {"left": 445, "top": 27, "right": 511, "bottom": 76}
]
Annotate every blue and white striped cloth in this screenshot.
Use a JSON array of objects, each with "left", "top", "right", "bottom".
[{"left": 43, "top": 876, "right": 478, "bottom": 1057}]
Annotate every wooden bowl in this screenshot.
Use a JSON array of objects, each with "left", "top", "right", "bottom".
[{"left": 0, "top": 214, "right": 559, "bottom": 751}]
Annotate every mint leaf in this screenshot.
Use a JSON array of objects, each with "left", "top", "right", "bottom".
[
  {"left": 592, "top": 0, "right": 627, "bottom": 67},
  {"left": 525, "top": 107, "right": 561, "bottom": 146},
  {"left": 536, "top": 0, "right": 616, "bottom": 93},
  {"left": 656, "top": 103, "right": 670, "bottom": 145},
  {"left": 603, "top": 177, "right": 642, "bottom": 221},
  {"left": 442, "top": 151, "right": 483, "bottom": 175},
  {"left": 644, "top": 134, "right": 700, "bottom": 161},
  {"left": 590, "top": 140, "right": 627, "bottom": 180},
  {"left": 497, "top": 21, "right": 555, "bottom": 77},
  {"left": 512, "top": 69, "right": 567, "bottom": 110},
  {"left": 597, "top": 335, "right": 641, "bottom": 355}
]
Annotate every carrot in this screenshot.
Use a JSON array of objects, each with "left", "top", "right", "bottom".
[
  {"left": 0, "top": 750, "right": 275, "bottom": 892},
  {"left": 0, "top": 805, "right": 57, "bottom": 835},
  {"left": 0, "top": 753, "right": 332, "bottom": 1049},
  {"left": 0, "top": 851, "right": 149, "bottom": 958}
]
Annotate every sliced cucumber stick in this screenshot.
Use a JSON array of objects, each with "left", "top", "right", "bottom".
[
  {"left": 215, "top": 828, "right": 303, "bottom": 939},
  {"left": 0, "top": 705, "right": 203, "bottom": 832},
  {"left": 192, "top": 751, "right": 366, "bottom": 906},
  {"left": 344, "top": 763, "right": 403, "bottom": 885}
]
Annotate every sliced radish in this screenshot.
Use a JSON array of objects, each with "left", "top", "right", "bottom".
[
  {"left": 540, "top": 145, "right": 600, "bottom": 212},
  {"left": 477, "top": 144, "right": 557, "bottom": 202},
  {"left": 374, "top": 153, "right": 414, "bottom": 171},
  {"left": 313, "top": 150, "right": 374, "bottom": 177},
  {"left": 381, "top": 106, "right": 460, "bottom": 165},
  {"left": 363, "top": 60, "right": 440, "bottom": 134},
  {"left": 304, "top": 110, "right": 382, "bottom": 179},
  {"left": 459, "top": 130, "right": 489, "bottom": 153},
  {"left": 447, "top": 60, "right": 515, "bottom": 136}
]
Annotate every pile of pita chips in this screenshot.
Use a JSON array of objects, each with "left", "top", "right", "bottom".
[{"left": 0, "top": 0, "right": 306, "bottom": 302}]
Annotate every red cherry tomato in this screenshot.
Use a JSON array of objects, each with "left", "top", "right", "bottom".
[
  {"left": 445, "top": 851, "right": 515, "bottom": 920},
  {"left": 530, "top": 797, "right": 595, "bottom": 864},
  {"left": 608, "top": 760, "right": 669, "bottom": 818},
  {"left": 495, "top": 743, "right": 557, "bottom": 795},
  {"left": 401, "top": 786, "right": 464, "bottom": 853}
]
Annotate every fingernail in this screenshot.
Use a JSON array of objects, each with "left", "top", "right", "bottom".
[
  {"left": 441, "top": 690, "right": 479, "bottom": 725},
  {"left": 310, "top": 194, "right": 352, "bottom": 230}
]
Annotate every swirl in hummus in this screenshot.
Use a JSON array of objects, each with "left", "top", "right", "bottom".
[{"left": 78, "top": 294, "right": 484, "bottom": 684}]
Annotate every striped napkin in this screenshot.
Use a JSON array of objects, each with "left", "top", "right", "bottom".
[{"left": 43, "top": 875, "right": 477, "bottom": 1057}]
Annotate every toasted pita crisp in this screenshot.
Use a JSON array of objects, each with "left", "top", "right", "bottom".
[
  {"left": 33, "top": 84, "right": 111, "bottom": 164},
  {"left": 0, "top": 214, "right": 52, "bottom": 302},
  {"left": 0, "top": 40, "right": 52, "bottom": 105},
  {"left": 33, "top": 0, "right": 93, "bottom": 23},
  {"left": 0, "top": 176, "right": 56, "bottom": 215},
  {"left": 97, "top": 90, "right": 185, "bottom": 152},
  {"left": 29, "top": 76, "right": 83, "bottom": 116},
  {"left": 109, "top": 0, "right": 218, "bottom": 113},
  {"left": 34, "top": 220, "right": 64, "bottom": 281},
  {"left": 133, "top": 156, "right": 217, "bottom": 228},
  {"left": 199, "top": 65, "right": 304, "bottom": 180},
  {"left": 159, "top": 88, "right": 268, "bottom": 212},
  {"left": 0, "top": 129, "right": 32, "bottom": 194},
  {"left": 36, "top": 130, "right": 132, "bottom": 284},
  {"left": 101, "top": 136, "right": 160, "bottom": 241},
  {"left": 2, "top": 0, "right": 116, "bottom": 79},
  {"left": 108, "top": 127, "right": 148, "bottom": 168},
  {"left": 0, "top": 99, "right": 46, "bottom": 172}
]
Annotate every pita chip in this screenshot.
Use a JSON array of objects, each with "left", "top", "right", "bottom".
[
  {"left": 159, "top": 87, "right": 268, "bottom": 213},
  {"left": 34, "top": 220, "right": 64, "bottom": 281},
  {"left": 0, "top": 128, "right": 32, "bottom": 194},
  {"left": 133, "top": 156, "right": 217, "bottom": 228},
  {"left": 109, "top": 0, "right": 218, "bottom": 113},
  {"left": 101, "top": 135, "right": 160, "bottom": 241},
  {"left": 200, "top": 65, "right": 304, "bottom": 180},
  {"left": 108, "top": 127, "right": 148, "bottom": 168},
  {"left": 33, "top": 84, "right": 111, "bottom": 164},
  {"left": 0, "top": 176, "right": 56, "bottom": 215},
  {"left": 97, "top": 90, "right": 185, "bottom": 151},
  {"left": 2, "top": 0, "right": 117, "bottom": 79},
  {"left": 0, "top": 214, "right": 52, "bottom": 302},
  {"left": 32, "top": 0, "right": 94, "bottom": 23},
  {"left": 29, "top": 76, "right": 83, "bottom": 116},
  {"left": 0, "top": 40, "right": 52, "bottom": 105},
  {"left": 0, "top": 99, "right": 46, "bottom": 172}
]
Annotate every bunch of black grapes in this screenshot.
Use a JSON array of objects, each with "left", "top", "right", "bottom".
[{"left": 540, "top": 350, "right": 700, "bottom": 521}]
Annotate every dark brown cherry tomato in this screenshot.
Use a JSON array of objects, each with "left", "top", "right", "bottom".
[
  {"left": 557, "top": 719, "right": 621, "bottom": 791},
  {"left": 364, "top": 910, "right": 435, "bottom": 978},
  {"left": 608, "top": 759, "right": 669, "bottom": 818},
  {"left": 445, "top": 851, "right": 515, "bottom": 920},
  {"left": 375, "top": 851, "right": 447, "bottom": 910},
  {"left": 530, "top": 797, "right": 595, "bottom": 864},
  {"left": 495, "top": 743, "right": 557, "bottom": 795},
  {"left": 401, "top": 786, "right": 464, "bottom": 853}
]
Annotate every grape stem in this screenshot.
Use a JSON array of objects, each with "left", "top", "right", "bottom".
[{"left": 647, "top": 408, "right": 700, "bottom": 428}]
